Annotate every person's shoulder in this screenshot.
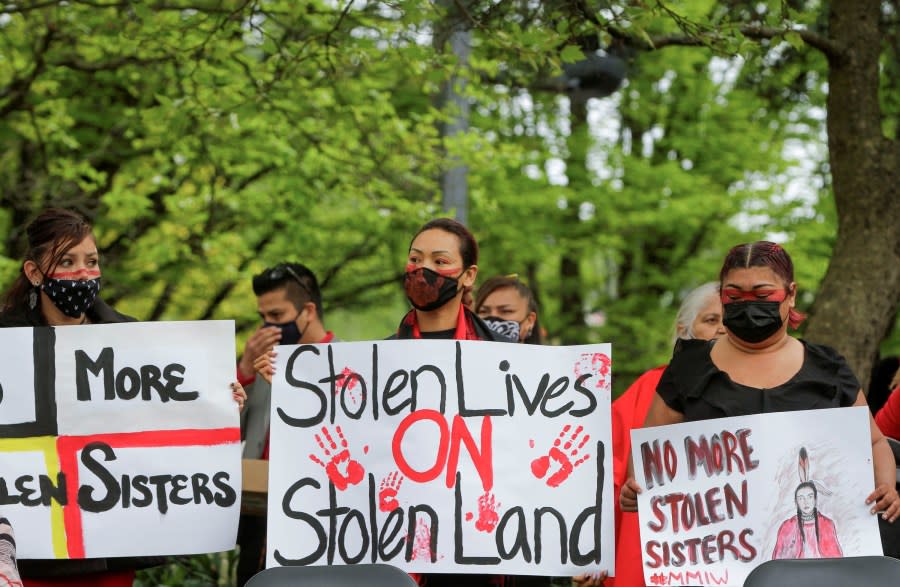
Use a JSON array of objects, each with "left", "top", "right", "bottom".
[
  {"left": 469, "top": 312, "right": 516, "bottom": 342},
  {"left": 89, "top": 298, "right": 137, "bottom": 323},
  {"left": 800, "top": 339, "right": 847, "bottom": 363},
  {"left": 798, "top": 339, "right": 857, "bottom": 379},
  {"left": 0, "top": 308, "right": 33, "bottom": 327},
  {"left": 630, "top": 365, "right": 668, "bottom": 387},
  {"left": 669, "top": 337, "right": 713, "bottom": 366},
  {"left": 613, "top": 365, "right": 666, "bottom": 410},
  {"left": 657, "top": 339, "right": 718, "bottom": 407},
  {"left": 775, "top": 515, "right": 798, "bottom": 534}
]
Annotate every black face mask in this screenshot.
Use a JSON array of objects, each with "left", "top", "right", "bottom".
[
  {"left": 41, "top": 277, "right": 101, "bottom": 318},
  {"left": 265, "top": 313, "right": 304, "bottom": 345},
  {"left": 723, "top": 300, "right": 784, "bottom": 343},
  {"left": 403, "top": 267, "right": 461, "bottom": 312}
]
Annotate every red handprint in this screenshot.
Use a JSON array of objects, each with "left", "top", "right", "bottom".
[
  {"left": 335, "top": 367, "right": 363, "bottom": 405},
  {"left": 410, "top": 518, "right": 434, "bottom": 561},
  {"left": 475, "top": 492, "right": 500, "bottom": 533},
  {"left": 574, "top": 352, "right": 612, "bottom": 391},
  {"left": 308, "top": 426, "right": 365, "bottom": 491},
  {"left": 378, "top": 471, "right": 404, "bottom": 512},
  {"left": 530, "top": 424, "right": 591, "bottom": 487}
]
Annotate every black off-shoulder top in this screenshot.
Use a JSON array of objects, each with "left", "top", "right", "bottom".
[{"left": 657, "top": 338, "right": 860, "bottom": 422}]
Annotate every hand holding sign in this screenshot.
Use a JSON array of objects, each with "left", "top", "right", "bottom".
[
  {"left": 531, "top": 424, "right": 591, "bottom": 487},
  {"left": 253, "top": 349, "right": 276, "bottom": 384},
  {"left": 308, "top": 426, "right": 365, "bottom": 491}
]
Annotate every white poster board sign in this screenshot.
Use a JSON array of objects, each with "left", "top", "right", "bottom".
[
  {"left": 631, "top": 407, "right": 882, "bottom": 586},
  {"left": 267, "top": 340, "right": 614, "bottom": 575},
  {"left": 0, "top": 321, "right": 241, "bottom": 559}
]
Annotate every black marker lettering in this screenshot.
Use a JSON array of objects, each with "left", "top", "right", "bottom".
[
  {"left": 274, "top": 477, "right": 327, "bottom": 565},
  {"left": 279, "top": 345, "right": 327, "bottom": 428},
  {"left": 75, "top": 347, "right": 114, "bottom": 401},
  {"left": 78, "top": 442, "right": 120, "bottom": 513}
]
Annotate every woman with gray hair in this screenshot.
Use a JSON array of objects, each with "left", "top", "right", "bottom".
[
  {"left": 605, "top": 282, "right": 724, "bottom": 587},
  {"left": 671, "top": 281, "right": 723, "bottom": 353}
]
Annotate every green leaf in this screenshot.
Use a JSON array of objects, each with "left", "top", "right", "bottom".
[
  {"left": 784, "top": 31, "right": 805, "bottom": 51},
  {"left": 560, "top": 44, "right": 585, "bottom": 64}
]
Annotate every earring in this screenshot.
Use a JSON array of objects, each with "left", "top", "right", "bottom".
[{"left": 28, "top": 285, "right": 38, "bottom": 310}]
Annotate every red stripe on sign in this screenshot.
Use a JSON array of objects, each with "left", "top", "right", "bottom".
[
  {"left": 56, "top": 436, "right": 86, "bottom": 559},
  {"left": 57, "top": 427, "right": 240, "bottom": 558}
]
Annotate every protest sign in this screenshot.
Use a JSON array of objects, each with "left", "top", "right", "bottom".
[
  {"left": 267, "top": 339, "right": 615, "bottom": 575},
  {"left": 631, "top": 407, "right": 882, "bottom": 586},
  {"left": 0, "top": 321, "right": 241, "bottom": 559}
]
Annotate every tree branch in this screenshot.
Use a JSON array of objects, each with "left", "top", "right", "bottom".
[
  {"left": 318, "top": 237, "right": 376, "bottom": 291},
  {"left": 739, "top": 25, "right": 845, "bottom": 60},
  {"left": 609, "top": 23, "right": 843, "bottom": 58},
  {"left": 327, "top": 272, "right": 406, "bottom": 310},
  {"left": 0, "top": 26, "right": 54, "bottom": 117},
  {"left": 197, "top": 229, "right": 281, "bottom": 320},
  {"left": 48, "top": 54, "right": 172, "bottom": 72},
  {"left": 148, "top": 281, "right": 176, "bottom": 321}
]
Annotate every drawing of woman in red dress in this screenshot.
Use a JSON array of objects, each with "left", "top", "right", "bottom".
[{"left": 772, "top": 447, "right": 844, "bottom": 559}]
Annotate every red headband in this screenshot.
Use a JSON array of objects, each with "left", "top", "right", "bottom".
[
  {"left": 720, "top": 288, "right": 787, "bottom": 304},
  {"left": 48, "top": 268, "right": 101, "bottom": 280}
]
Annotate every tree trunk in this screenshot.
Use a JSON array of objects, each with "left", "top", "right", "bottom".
[
  {"left": 803, "top": 0, "right": 900, "bottom": 390},
  {"left": 558, "top": 94, "right": 590, "bottom": 345},
  {"left": 434, "top": 0, "right": 471, "bottom": 224}
]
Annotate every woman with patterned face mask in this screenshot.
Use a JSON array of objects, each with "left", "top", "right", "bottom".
[
  {"left": 609, "top": 282, "right": 724, "bottom": 587},
  {"left": 391, "top": 218, "right": 512, "bottom": 342},
  {"left": 474, "top": 275, "right": 542, "bottom": 344},
  {"left": 0, "top": 208, "right": 247, "bottom": 587},
  {"left": 1, "top": 208, "right": 117, "bottom": 327},
  {"left": 389, "top": 219, "right": 516, "bottom": 587}
]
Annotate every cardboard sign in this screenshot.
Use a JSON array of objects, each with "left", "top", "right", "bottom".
[
  {"left": 631, "top": 407, "right": 882, "bottom": 586},
  {"left": 267, "top": 340, "right": 615, "bottom": 575},
  {"left": 0, "top": 321, "right": 241, "bottom": 559}
]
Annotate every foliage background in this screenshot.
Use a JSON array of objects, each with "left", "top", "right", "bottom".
[{"left": 2, "top": 1, "right": 898, "bottom": 584}]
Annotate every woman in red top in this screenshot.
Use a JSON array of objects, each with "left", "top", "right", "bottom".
[
  {"left": 607, "top": 282, "right": 724, "bottom": 587},
  {"left": 393, "top": 218, "right": 508, "bottom": 342}
]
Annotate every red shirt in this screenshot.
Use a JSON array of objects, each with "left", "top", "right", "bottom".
[
  {"left": 875, "top": 385, "right": 900, "bottom": 439},
  {"left": 606, "top": 366, "right": 666, "bottom": 587}
]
